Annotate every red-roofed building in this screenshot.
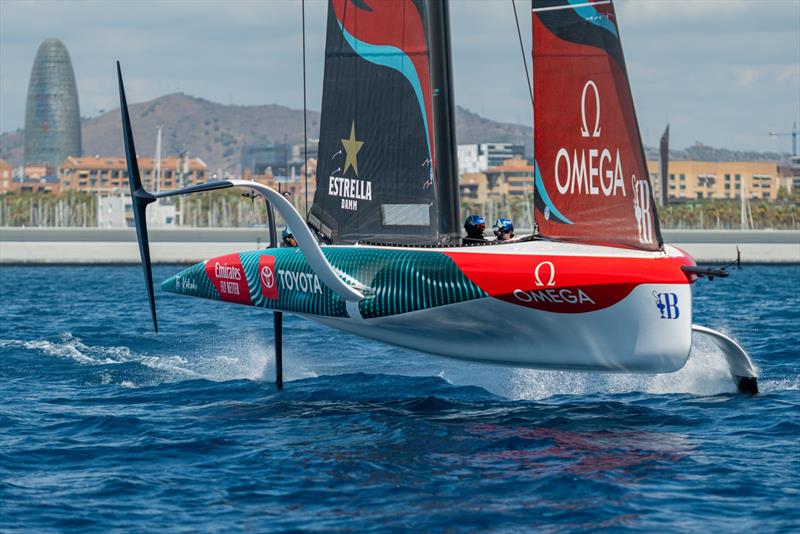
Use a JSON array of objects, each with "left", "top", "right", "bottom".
[{"left": 59, "top": 155, "right": 207, "bottom": 194}]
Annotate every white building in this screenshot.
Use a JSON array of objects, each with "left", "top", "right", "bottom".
[
  {"left": 97, "top": 195, "right": 176, "bottom": 228},
  {"left": 457, "top": 143, "right": 526, "bottom": 175}
]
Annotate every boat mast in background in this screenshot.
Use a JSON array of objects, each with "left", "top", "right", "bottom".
[
  {"left": 741, "top": 185, "right": 754, "bottom": 230},
  {"left": 427, "top": 0, "right": 460, "bottom": 243},
  {"left": 154, "top": 125, "right": 162, "bottom": 196},
  {"left": 659, "top": 125, "right": 669, "bottom": 208}
]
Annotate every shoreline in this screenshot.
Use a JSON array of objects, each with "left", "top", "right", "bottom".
[{"left": 1, "top": 227, "right": 798, "bottom": 264}]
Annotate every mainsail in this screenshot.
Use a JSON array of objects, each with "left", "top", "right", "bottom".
[
  {"left": 531, "top": 0, "right": 662, "bottom": 251},
  {"left": 310, "top": 0, "right": 456, "bottom": 245}
]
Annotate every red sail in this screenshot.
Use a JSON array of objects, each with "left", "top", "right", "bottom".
[{"left": 532, "top": 0, "right": 662, "bottom": 251}]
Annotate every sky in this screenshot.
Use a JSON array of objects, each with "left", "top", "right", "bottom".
[{"left": 1, "top": 0, "right": 798, "bottom": 152}]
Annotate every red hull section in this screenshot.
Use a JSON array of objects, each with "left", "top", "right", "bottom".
[
  {"left": 446, "top": 251, "right": 693, "bottom": 313},
  {"left": 205, "top": 253, "right": 252, "bottom": 305}
]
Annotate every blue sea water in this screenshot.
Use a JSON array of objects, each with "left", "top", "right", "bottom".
[{"left": 1, "top": 264, "right": 798, "bottom": 532}]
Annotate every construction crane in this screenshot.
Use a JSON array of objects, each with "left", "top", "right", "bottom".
[{"left": 769, "top": 122, "right": 797, "bottom": 157}]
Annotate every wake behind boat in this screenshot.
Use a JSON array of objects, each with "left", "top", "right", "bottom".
[{"left": 118, "top": 0, "right": 758, "bottom": 393}]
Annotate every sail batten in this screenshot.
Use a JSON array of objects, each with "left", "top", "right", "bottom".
[{"left": 531, "top": 0, "right": 662, "bottom": 251}]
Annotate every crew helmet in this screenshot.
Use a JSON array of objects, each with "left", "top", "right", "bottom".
[
  {"left": 493, "top": 218, "right": 514, "bottom": 238},
  {"left": 464, "top": 215, "right": 486, "bottom": 236}
]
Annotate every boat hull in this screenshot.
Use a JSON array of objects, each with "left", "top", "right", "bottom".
[
  {"left": 314, "top": 283, "right": 692, "bottom": 373},
  {"left": 161, "top": 240, "right": 695, "bottom": 374}
]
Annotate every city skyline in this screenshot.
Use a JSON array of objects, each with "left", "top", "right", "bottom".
[{"left": 1, "top": 0, "right": 798, "bottom": 153}]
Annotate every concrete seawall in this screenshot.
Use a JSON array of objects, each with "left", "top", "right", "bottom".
[{"left": 1, "top": 227, "right": 798, "bottom": 264}]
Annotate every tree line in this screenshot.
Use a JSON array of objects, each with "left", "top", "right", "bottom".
[{"left": 2, "top": 190, "right": 798, "bottom": 230}]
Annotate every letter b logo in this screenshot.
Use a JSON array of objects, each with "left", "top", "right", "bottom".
[{"left": 654, "top": 292, "right": 679, "bottom": 319}]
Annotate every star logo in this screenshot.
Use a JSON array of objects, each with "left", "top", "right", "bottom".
[{"left": 340, "top": 121, "right": 364, "bottom": 176}]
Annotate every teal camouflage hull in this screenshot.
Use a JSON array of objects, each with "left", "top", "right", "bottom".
[{"left": 161, "top": 247, "right": 489, "bottom": 319}]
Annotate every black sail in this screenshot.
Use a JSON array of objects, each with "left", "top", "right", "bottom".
[{"left": 309, "top": 0, "right": 441, "bottom": 245}]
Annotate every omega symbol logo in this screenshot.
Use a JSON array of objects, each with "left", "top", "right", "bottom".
[
  {"left": 534, "top": 261, "right": 556, "bottom": 287},
  {"left": 580, "top": 80, "right": 602, "bottom": 138},
  {"left": 260, "top": 265, "right": 275, "bottom": 289}
]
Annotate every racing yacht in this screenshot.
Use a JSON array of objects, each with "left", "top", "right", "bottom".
[{"left": 119, "top": 0, "right": 758, "bottom": 393}]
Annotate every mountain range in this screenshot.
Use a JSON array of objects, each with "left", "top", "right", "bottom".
[
  {"left": 0, "top": 92, "right": 786, "bottom": 173},
  {"left": 0, "top": 93, "right": 533, "bottom": 173}
]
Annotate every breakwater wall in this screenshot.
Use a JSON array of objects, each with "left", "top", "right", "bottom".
[{"left": 1, "top": 227, "right": 798, "bottom": 264}]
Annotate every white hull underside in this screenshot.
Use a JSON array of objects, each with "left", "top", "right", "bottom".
[{"left": 313, "top": 283, "right": 693, "bottom": 374}]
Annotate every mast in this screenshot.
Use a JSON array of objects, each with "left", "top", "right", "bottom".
[
  {"left": 155, "top": 124, "right": 162, "bottom": 195},
  {"left": 427, "top": 0, "right": 460, "bottom": 241},
  {"left": 659, "top": 125, "right": 669, "bottom": 208}
]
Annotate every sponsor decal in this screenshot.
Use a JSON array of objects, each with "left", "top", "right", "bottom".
[
  {"left": 329, "top": 176, "right": 372, "bottom": 211},
  {"left": 258, "top": 255, "right": 279, "bottom": 300},
  {"left": 329, "top": 121, "right": 373, "bottom": 212},
  {"left": 542, "top": 77, "right": 658, "bottom": 244},
  {"left": 580, "top": 80, "right": 602, "bottom": 138},
  {"left": 205, "top": 253, "right": 252, "bottom": 305},
  {"left": 513, "top": 287, "right": 596, "bottom": 306},
  {"left": 553, "top": 80, "right": 626, "bottom": 199},
  {"left": 534, "top": 261, "right": 556, "bottom": 287},
  {"left": 278, "top": 269, "right": 323, "bottom": 295},
  {"left": 654, "top": 291, "right": 680, "bottom": 319},
  {"left": 514, "top": 260, "right": 596, "bottom": 310},
  {"left": 177, "top": 275, "right": 198, "bottom": 293},
  {"left": 633, "top": 177, "right": 654, "bottom": 244}
]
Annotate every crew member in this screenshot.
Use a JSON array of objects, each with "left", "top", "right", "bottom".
[
  {"left": 282, "top": 227, "right": 297, "bottom": 247},
  {"left": 462, "top": 215, "right": 487, "bottom": 244},
  {"left": 493, "top": 218, "right": 515, "bottom": 241}
]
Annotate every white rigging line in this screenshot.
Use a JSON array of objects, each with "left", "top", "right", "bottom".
[{"left": 512, "top": 0, "right": 536, "bottom": 232}]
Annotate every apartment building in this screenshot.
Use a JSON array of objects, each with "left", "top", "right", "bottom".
[
  {"left": 646, "top": 160, "right": 779, "bottom": 201},
  {"left": 458, "top": 143, "right": 526, "bottom": 175},
  {"left": 59, "top": 155, "right": 207, "bottom": 194},
  {"left": 0, "top": 160, "right": 61, "bottom": 194}
]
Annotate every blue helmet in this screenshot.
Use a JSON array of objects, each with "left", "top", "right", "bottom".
[
  {"left": 282, "top": 227, "right": 293, "bottom": 239},
  {"left": 464, "top": 215, "right": 486, "bottom": 235},
  {"left": 493, "top": 218, "right": 514, "bottom": 237}
]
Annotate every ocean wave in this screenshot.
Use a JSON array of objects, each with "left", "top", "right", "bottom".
[
  {"left": 508, "top": 334, "right": 740, "bottom": 400},
  {"left": 0, "top": 333, "right": 282, "bottom": 387}
]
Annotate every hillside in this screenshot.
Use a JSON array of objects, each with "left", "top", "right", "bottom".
[
  {"left": 0, "top": 93, "right": 533, "bottom": 173},
  {"left": 2, "top": 93, "right": 786, "bottom": 171},
  {"left": 643, "top": 143, "right": 786, "bottom": 163}
]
